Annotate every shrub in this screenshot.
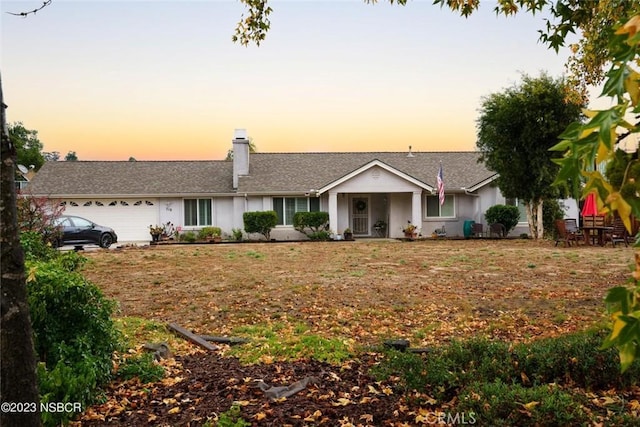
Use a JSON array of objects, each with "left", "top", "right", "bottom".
[
  {"left": 231, "top": 228, "right": 244, "bottom": 241},
  {"left": 374, "top": 329, "right": 640, "bottom": 409},
  {"left": 27, "top": 254, "right": 122, "bottom": 426},
  {"left": 17, "top": 191, "right": 64, "bottom": 246},
  {"left": 198, "top": 226, "right": 222, "bottom": 240},
  {"left": 180, "top": 231, "right": 197, "bottom": 243},
  {"left": 217, "top": 404, "right": 250, "bottom": 427},
  {"left": 457, "top": 381, "right": 588, "bottom": 426},
  {"left": 485, "top": 205, "right": 520, "bottom": 234},
  {"left": 513, "top": 328, "right": 640, "bottom": 390},
  {"left": 243, "top": 211, "right": 278, "bottom": 240},
  {"left": 116, "top": 353, "right": 165, "bottom": 383},
  {"left": 543, "top": 198, "right": 565, "bottom": 238},
  {"left": 308, "top": 230, "right": 331, "bottom": 241},
  {"left": 293, "top": 211, "right": 329, "bottom": 236},
  {"left": 21, "top": 230, "right": 57, "bottom": 262}
]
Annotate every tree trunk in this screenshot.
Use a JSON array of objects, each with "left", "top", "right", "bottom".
[
  {"left": 0, "top": 72, "right": 42, "bottom": 426},
  {"left": 536, "top": 200, "right": 544, "bottom": 239},
  {"left": 525, "top": 199, "right": 544, "bottom": 239}
]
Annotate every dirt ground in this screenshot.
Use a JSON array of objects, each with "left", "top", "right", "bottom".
[{"left": 77, "top": 238, "right": 636, "bottom": 426}]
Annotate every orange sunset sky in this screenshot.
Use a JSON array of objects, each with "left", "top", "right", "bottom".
[{"left": 2, "top": 0, "right": 582, "bottom": 161}]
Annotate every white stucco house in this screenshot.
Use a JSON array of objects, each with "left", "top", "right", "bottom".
[{"left": 26, "top": 129, "right": 528, "bottom": 242}]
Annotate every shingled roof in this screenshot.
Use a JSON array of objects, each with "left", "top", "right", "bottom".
[
  {"left": 238, "top": 152, "right": 494, "bottom": 193},
  {"left": 27, "top": 152, "right": 496, "bottom": 197},
  {"left": 27, "top": 161, "right": 234, "bottom": 196}
]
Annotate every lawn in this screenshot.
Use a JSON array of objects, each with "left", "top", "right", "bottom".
[
  {"left": 83, "top": 239, "right": 632, "bottom": 349},
  {"left": 77, "top": 239, "right": 637, "bottom": 426}
]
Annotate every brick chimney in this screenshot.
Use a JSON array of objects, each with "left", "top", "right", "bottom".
[{"left": 232, "top": 129, "right": 249, "bottom": 189}]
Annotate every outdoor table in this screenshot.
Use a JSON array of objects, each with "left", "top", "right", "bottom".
[{"left": 581, "top": 226, "right": 613, "bottom": 246}]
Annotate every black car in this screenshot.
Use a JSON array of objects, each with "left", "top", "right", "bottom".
[{"left": 53, "top": 215, "right": 118, "bottom": 248}]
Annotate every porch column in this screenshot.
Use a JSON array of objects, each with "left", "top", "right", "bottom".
[
  {"left": 412, "top": 191, "right": 422, "bottom": 230},
  {"left": 328, "top": 191, "right": 338, "bottom": 235}
]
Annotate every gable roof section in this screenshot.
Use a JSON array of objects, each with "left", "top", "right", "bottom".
[
  {"left": 237, "top": 151, "right": 496, "bottom": 194},
  {"left": 317, "top": 159, "right": 434, "bottom": 194},
  {"left": 27, "top": 161, "right": 234, "bottom": 197}
]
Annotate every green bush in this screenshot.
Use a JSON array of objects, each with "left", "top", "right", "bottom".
[
  {"left": 308, "top": 230, "right": 331, "bottom": 241},
  {"left": 27, "top": 255, "right": 122, "bottom": 426},
  {"left": 198, "top": 226, "right": 222, "bottom": 240},
  {"left": 217, "top": 404, "right": 250, "bottom": 427},
  {"left": 180, "top": 231, "right": 197, "bottom": 243},
  {"left": 243, "top": 211, "right": 278, "bottom": 240},
  {"left": 514, "top": 329, "right": 640, "bottom": 390},
  {"left": 293, "top": 211, "right": 329, "bottom": 236},
  {"left": 374, "top": 329, "right": 640, "bottom": 420},
  {"left": 231, "top": 228, "right": 244, "bottom": 241},
  {"left": 457, "top": 380, "right": 588, "bottom": 426},
  {"left": 485, "top": 205, "right": 520, "bottom": 234},
  {"left": 116, "top": 353, "right": 165, "bottom": 383},
  {"left": 21, "top": 230, "right": 58, "bottom": 262},
  {"left": 543, "top": 198, "right": 565, "bottom": 238}
]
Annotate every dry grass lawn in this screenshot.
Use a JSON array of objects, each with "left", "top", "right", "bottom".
[{"left": 82, "top": 239, "right": 635, "bottom": 352}]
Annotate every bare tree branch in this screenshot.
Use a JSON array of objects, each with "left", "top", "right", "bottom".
[{"left": 6, "top": 0, "right": 52, "bottom": 17}]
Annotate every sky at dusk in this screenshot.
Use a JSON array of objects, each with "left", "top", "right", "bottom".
[{"left": 2, "top": 0, "right": 584, "bottom": 161}]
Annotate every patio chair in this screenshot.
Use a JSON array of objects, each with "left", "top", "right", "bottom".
[
  {"left": 564, "top": 218, "right": 584, "bottom": 242},
  {"left": 604, "top": 216, "right": 629, "bottom": 247},
  {"left": 471, "top": 222, "right": 484, "bottom": 238},
  {"left": 489, "top": 223, "right": 506, "bottom": 238},
  {"left": 555, "top": 219, "right": 579, "bottom": 247}
]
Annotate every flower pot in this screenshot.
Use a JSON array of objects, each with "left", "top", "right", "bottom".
[
  {"left": 344, "top": 232, "right": 354, "bottom": 241},
  {"left": 151, "top": 234, "right": 160, "bottom": 242}
]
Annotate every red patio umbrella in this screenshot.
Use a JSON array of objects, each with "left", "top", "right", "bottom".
[{"left": 581, "top": 192, "right": 598, "bottom": 217}]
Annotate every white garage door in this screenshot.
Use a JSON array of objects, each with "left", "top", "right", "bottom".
[{"left": 60, "top": 198, "right": 159, "bottom": 243}]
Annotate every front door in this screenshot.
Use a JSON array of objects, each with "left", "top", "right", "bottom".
[{"left": 351, "top": 196, "right": 369, "bottom": 235}]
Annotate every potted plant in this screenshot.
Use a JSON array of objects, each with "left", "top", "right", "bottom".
[
  {"left": 149, "top": 224, "right": 164, "bottom": 242},
  {"left": 198, "top": 226, "right": 222, "bottom": 243},
  {"left": 402, "top": 221, "right": 418, "bottom": 239},
  {"left": 343, "top": 228, "right": 354, "bottom": 241}
]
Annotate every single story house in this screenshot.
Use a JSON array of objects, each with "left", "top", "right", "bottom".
[{"left": 26, "top": 129, "right": 528, "bottom": 242}]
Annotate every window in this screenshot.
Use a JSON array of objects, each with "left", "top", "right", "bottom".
[
  {"left": 273, "top": 197, "right": 320, "bottom": 225},
  {"left": 184, "top": 199, "right": 212, "bottom": 226},
  {"left": 426, "top": 195, "right": 455, "bottom": 218},
  {"left": 506, "top": 198, "right": 527, "bottom": 223}
]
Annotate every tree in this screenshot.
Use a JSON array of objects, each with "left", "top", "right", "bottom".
[
  {"left": 9, "top": 122, "right": 45, "bottom": 171},
  {"left": 64, "top": 150, "right": 78, "bottom": 161},
  {"left": 128, "top": 156, "right": 137, "bottom": 162},
  {"left": 225, "top": 136, "right": 257, "bottom": 161},
  {"left": 476, "top": 73, "right": 583, "bottom": 239},
  {"left": 0, "top": 75, "right": 42, "bottom": 426},
  {"left": 43, "top": 151, "right": 60, "bottom": 161}
]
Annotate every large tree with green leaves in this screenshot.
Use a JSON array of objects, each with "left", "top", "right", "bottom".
[
  {"left": 9, "top": 122, "right": 45, "bottom": 171},
  {"left": 476, "top": 73, "right": 583, "bottom": 239}
]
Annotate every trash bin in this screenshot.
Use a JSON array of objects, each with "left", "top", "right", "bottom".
[{"left": 463, "top": 220, "right": 475, "bottom": 238}]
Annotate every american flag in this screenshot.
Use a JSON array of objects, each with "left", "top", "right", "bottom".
[{"left": 437, "top": 163, "right": 445, "bottom": 206}]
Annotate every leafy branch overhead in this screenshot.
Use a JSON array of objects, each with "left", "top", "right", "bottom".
[{"left": 6, "top": 0, "right": 52, "bottom": 17}]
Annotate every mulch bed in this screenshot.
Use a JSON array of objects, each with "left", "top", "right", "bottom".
[{"left": 80, "top": 351, "right": 422, "bottom": 426}]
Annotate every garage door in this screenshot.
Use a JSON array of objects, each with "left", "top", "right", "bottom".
[{"left": 60, "top": 198, "right": 159, "bottom": 243}]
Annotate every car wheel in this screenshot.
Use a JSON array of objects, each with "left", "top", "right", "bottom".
[{"left": 99, "top": 233, "right": 114, "bottom": 248}]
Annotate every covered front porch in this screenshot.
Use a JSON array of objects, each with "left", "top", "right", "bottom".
[
  {"left": 323, "top": 192, "right": 424, "bottom": 239},
  {"left": 317, "top": 161, "right": 433, "bottom": 239}
]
